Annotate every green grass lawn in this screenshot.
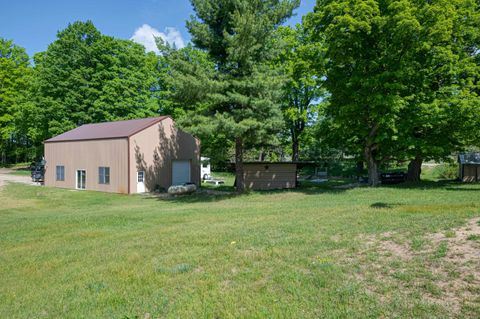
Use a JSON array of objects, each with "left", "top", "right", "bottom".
[
  {"left": 1, "top": 181, "right": 480, "bottom": 318},
  {"left": 201, "top": 172, "right": 355, "bottom": 191},
  {"left": 200, "top": 171, "right": 236, "bottom": 191},
  {"left": 0, "top": 162, "right": 31, "bottom": 169},
  {"left": 7, "top": 169, "right": 31, "bottom": 176}
]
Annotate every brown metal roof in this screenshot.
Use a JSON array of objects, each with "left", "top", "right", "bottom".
[{"left": 45, "top": 116, "right": 170, "bottom": 143}]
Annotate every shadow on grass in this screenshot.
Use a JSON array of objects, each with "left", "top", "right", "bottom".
[
  {"left": 380, "top": 179, "right": 463, "bottom": 190},
  {"left": 445, "top": 186, "right": 480, "bottom": 191},
  {"left": 142, "top": 189, "right": 240, "bottom": 204},
  {"left": 142, "top": 179, "right": 478, "bottom": 204},
  {"left": 201, "top": 184, "right": 235, "bottom": 192},
  {"left": 141, "top": 182, "right": 352, "bottom": 204},
  {"left": 370, "top": 202, "right": 405, "bottom": 209}
]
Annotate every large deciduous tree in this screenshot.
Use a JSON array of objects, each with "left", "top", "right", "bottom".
[
  {"left": 177, "top": 0, "right": 300, "bottom": 191},
  {"left": 400, "top": 0, "right": 480, "bottom": 181},
  {"left": 0, "top": 38, "right": 32, "bottom": 163},
  {"left": 306, "top": 0, "right": 480, "bottom": 185},
  {"left": 31, "top": 21, "right": 159, "bottom": 143},
  {"left": 276, "top": 25, "right": 325, "bottom": 161}
]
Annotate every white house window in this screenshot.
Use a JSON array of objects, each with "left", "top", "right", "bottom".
[
  {"left": 137, "top": 171, "right": 144, "bottom": 183},
  {"left": 98, "top": 167, "right": 110, "bottom": 184},
  {"left": 56, "top": 166, "right": 65, "bottom": 181}
]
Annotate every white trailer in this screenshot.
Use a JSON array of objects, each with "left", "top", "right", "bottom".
[{"left": 201, "top": 157, "right": 211, "bottom": 180}]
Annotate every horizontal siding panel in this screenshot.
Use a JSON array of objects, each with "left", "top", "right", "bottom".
[
  {"left": 244, "top": 173, "right": 296, "bottom": 178},
  {"left": 246, "top": 181, "right": 296, "bottom": 190},
  {"left": 243, "top": 163, "right": 297, "bottom": 190}
]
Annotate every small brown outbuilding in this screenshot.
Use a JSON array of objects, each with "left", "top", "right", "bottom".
[
  {"left": 44, "top": 116, "right": 200, "bottom": 194},
  {"left": 458, "top": 153, "right": 480, "bottom": 182},
  {"left": 242, "top": 162, "right": 298, "bottom": 190}
]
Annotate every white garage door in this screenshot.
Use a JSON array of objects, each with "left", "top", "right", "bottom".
[{"left": 172, "top": 160, "right": 191, "bottom": 185}]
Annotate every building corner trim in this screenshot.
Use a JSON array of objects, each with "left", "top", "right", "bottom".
[{"left": 127, "top": 137, "right": 131, "bottom": 194}]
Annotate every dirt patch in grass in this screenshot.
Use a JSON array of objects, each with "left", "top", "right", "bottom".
[
  {"left": 378, "top": 240, "right": 414, "bottom": 260},
  {"left": 360, "top": 231, "right": 414, "bottom": 260},
  {"left": 349, "top": 218, "right": 480, "bottom": 317},
  {"left": 424, "top": 218, "right": 480, "bottom": 315},
  {"left": 428, "top": 217, "right": 480, "bottom": 262}
]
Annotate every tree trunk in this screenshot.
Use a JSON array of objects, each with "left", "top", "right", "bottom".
[
  {"left": 258, "top": 149, "right": 266, "bottom": 161},
  {"left": 235, "top": 137, "right": 245, "bottom": 193},
  {"left": 292, "top": 135, "right": 299, "bottom": 162},
  {"left": 364, "top": 146, "right": 380, "bottom": 186},
  {"left": 406, "top": 156, "right": 423, "bottom": 182}
]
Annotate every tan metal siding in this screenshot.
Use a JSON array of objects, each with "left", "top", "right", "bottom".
[
  {"left": 244, "top": 163, "right": 297, "bottom": 190},
  {"left": 128, "top": 117, "right": 201, "bottom": 192},
  {"left": 44, "top": 139, "right": 129, "bottom": 193}
]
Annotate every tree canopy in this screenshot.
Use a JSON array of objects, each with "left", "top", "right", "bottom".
[
  {"left": 0, "top": 38, "right": 32, "bottom": 163},
  {"left": 276, "top": 25, "right": 325, "bottom": 161},
  {"left": 31, "top": 21, "right": 159, "bottom": 145},
  {"left": 305, "top": 0, "right": 480, "bottom": 185}
]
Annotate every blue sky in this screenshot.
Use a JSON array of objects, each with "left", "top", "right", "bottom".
[{"left": 0, "top": 0, "right": 316, "bottom": 57}]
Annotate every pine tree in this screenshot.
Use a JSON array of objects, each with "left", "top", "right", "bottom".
[
  {"left": 156, "top": 43, "right": 234, "bottom": 168},
  {"left": 183, "top": 0, "right": 300, "bottom": 191}
]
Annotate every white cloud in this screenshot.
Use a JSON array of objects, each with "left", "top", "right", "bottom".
[{"left": 130, "top": 24, "right": 185, "bottom": 54}]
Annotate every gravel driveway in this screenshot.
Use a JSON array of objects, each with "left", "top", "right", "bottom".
[{"left": 0, "top": 168, "right": 40, "bottom": 188}]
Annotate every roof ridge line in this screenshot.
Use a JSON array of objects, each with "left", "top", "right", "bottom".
[{"left": 44, "top": 116, "right": 171, "bottom": 143}]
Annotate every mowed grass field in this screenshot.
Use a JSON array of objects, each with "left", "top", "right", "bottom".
[{"left": 1, "top": 180, "right": 480, "bottom": 318}]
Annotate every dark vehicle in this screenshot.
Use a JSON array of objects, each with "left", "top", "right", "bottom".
[
  {"left": 31, "top": 165, "right": 45, "bottom": 183},
  {"left": 380, "top": 172, "right": 406, "bottom": 184}
]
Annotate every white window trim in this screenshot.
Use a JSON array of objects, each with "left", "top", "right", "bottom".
[
  {"left": 75, "top": 169, "right": 87, "bottom": 190},
  {"left": 137, "top": 171, "right": 145, "bottom": 183},
  {"left": 56, "top": 165, "right": 65, "bottom": 181},
  {"left": 98, "top": 166, "right": 110, "bottom": 185}
]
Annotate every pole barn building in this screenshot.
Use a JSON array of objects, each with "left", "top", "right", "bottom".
[{"left": 44, "top": 116, "right": 200, "bottom": 194}]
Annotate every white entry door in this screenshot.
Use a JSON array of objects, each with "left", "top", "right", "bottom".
[
  {"left": 76, "top": 170, "right": 86, "bottom": 190},
  {"left": 172, "top": 160, "right": 191, "bottom": 185},
  {"left": 137, "top": 171, "right": 145, "bottom": 193}
]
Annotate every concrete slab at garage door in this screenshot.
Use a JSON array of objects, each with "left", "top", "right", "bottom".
[{"left": 172, "top": 160, "right": 191, "bottom": 185}]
